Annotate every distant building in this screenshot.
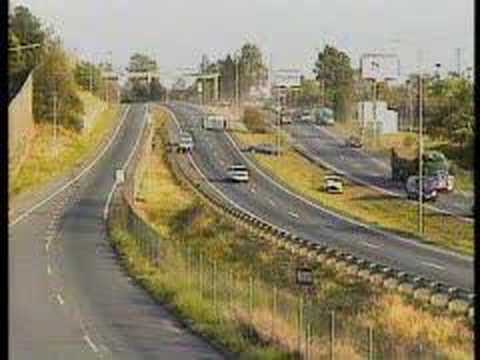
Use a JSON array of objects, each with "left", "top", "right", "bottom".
[{"left": 357, "top": 101, "right": 398, "bottom": 134}]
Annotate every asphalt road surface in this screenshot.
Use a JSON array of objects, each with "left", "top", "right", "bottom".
[
  {"left": 285, "top": 120, "right": 473, "bottom": 219},
  {"left": 167, "top": 102, "right": 473, "bottom": 292},
  {"left": 9, "top": 103, "right": 223, "bottom": 360}
]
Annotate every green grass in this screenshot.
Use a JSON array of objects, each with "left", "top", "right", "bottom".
[
  {"left": 108, "top": 107, "right": 473, "bottom": 359},
  {"left": 10, "top": 97, "right": 120, "bottom": 197},
  {"left": 234, "top": 131, "right": 473, "bottom": 256}
]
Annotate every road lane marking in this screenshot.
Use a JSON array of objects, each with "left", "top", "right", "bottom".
[
  {"left": 104, "top": 105, "right": 149, "bottom": 221},
  {"left": 47, "top": 264, "right": 52, "bottom": 275},
  {"left": 83, "top": 335, "right": 99, "bottom": 353},
  {"left": 310, "top": 125, "right": 472, "bottom": 223},
  {"left": 10, "top": 105, "right": 131, "bottom": 228},
  {"left": 362, "top": 241, "right": 381, "bottom": 249},
  {"left": 56, "top": 294, "right": 64, "bottom": 305},
  {"left": 222, "top": 130, "right": 472, "bottom": 262},
  {"left": 421, "top": 261, "right": 446, "bottom": 271},
  {"left": 269, "top": 199, "right": 276, "bottom": 206}
]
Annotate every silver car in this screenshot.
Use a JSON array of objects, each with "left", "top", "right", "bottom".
[{"left": 227, "top": 164, "right": 250, "bottom": 182}]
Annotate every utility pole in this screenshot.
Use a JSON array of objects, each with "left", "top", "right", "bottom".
[{"left": 418, "top": 73, "right": 424, "bottom": 235}]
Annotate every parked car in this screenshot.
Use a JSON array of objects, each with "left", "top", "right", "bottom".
[
  {"left": 178, "top": 132, "right": 194, "bottom": 153},
  {"left": 345, "top": 135, "right": 363, "bottom": 148},
  {"left": 324, "top": 174, "right": 344, "bottom": 194},
  {"left": 227, "top": 164, "right": 250, "bottom": 182},
  {"left": 405, "top": 176, "right": 438, "bottom": 201}
]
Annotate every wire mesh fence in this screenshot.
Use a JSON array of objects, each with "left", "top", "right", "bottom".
[{"left": 108, "top": 193, "right": 452, "bottom": 359}]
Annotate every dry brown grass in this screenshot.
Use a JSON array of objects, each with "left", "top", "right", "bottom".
[
  {"left": 233, "top": 131, "right": 473, "bottom": 255},
  {"left": 116, "top": 107, "right": 473, "bottom": 359}
]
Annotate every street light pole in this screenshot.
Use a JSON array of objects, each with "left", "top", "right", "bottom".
[{"left": 418, "top": 73, "right": 424, "bottom": 235}]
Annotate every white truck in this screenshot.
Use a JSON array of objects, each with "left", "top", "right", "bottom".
[{"left": 202, "top": 114, "right": 227, "bottom": 130}]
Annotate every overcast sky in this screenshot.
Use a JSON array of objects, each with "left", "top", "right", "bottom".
[{"left": 13, "top": 0, "right": 473, "bottom": 83}]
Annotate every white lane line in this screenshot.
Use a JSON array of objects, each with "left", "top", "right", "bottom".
[
  {"left": 269, "top": 199, "right": 276, "bottom": 206},
  {"left": 362, "top": 241, "right": 381, "bottom": 249},
  {"left": 56, "top": 294, "right": 64, "bottom": 305},
  {"left": 104, "top": 105, "right": 149, "bottom": 221},
  {"left": 421, "top": 261, "right": 446, "bottom": 271},
  {"left": 83, "top": 335, "right": 99, "bottom": 353},
  {"left": 223, "top": 130, "right": 472, "bottom": 262},
  {"left": 288, "top": 211, "right": 299, "bottom": 219},
  {"left": 47, "top": 264, "right": 52, "bottom": 275},
  {"left": 310, "top": 125, "right": 472, "bottom": 223},
  {"left": 10, "top": 105, "right": 131, "bottom": 228}
]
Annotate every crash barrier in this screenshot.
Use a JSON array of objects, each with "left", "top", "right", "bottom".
[
  {"left": 106, "top": 120, "right": 471, "bottom": 359},
  {"left": 165, "top": 117, "right": 474, "bottom": 323},
  {"left": 9, "top": 71, "right": 35, "bottom": 180}
]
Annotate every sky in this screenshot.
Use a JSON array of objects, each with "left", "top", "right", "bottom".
[{"left": 12, "top": 0, "right": 474, "bottom": 85}]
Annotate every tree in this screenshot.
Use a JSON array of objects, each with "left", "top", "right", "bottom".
[
  {"left": 127, "top": 53, "right": 157, "bottom": 73},
  {"left": 314, "top": 45, "right": 354, "bottom": 122},
  {"left": 424, "top": 77, "right": 473, "bottom": 147},
  {"left": 33, "top": 40, "right": 84, "bottom": 129},
  {"left": 9, "top": 5, "right": 48, "bottom": 70},
  {"left": 124, "top": 53, "right": 164, "bottom": 101},
  {"left": 8, "top": 28, "right": 26, "bottom": 74},
  {"left": 238, "top": 43, "right": 268, "bottom": 98},
  {"left": 74, "top": 61, "right": 105, "bottom": 98},
  {"left": 297, "top": 79, "right": 321, "bottom": 107}
]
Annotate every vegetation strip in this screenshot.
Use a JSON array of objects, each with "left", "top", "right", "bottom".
[
  {"left": 232, "top": 130, "right": 473, "bottom": 256},
  {"left": 107, "top": 107, "right": 472, "bottom": 359}
]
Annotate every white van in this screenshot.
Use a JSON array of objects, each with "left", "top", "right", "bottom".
[
  {"left": 227, "top": 164, "right": 250, "bottom": 182},
  {"left": 202, "top": 114, "right": 226, "bottom": 130}
]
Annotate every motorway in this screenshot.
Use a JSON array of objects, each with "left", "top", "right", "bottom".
[
  {"left": 9, "top": 103, "right": 223, "bottom": 359},
  {"left": 167, "top": 102, "right": 473, "bottom": 292},
  {"left": 284, "top": 120, "right": 474, "bottom": 219}
]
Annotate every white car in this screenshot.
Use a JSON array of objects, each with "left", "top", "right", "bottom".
[
  {"left": 178, "top": 133, "right": 194, "bottom": 152},
  {"left": 324, "top": 175, "right": 344, "bottom": 194},
  {"left": 301, "top": 110, "right": 313, "bottom": 122},
  {"left": 227, "top": 164, "right": 250, "bottom": 182}
]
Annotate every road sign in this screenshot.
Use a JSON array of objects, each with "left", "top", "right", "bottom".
[
  {"left": 360, "top": 53, "right": 400, "bottom": 81},
  {"left": 296, "top": 267, "right": 314, "bottom": 286}
]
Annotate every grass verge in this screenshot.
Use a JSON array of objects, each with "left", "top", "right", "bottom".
[
  {"left": 108, "top": 107, "right": 472, "bottom": 359},
  {"left": 233, "top": 131, "right": 473, "bottom": 256},
  {"left": 10, "top": 94, "right": 120, "bottom": 197}
]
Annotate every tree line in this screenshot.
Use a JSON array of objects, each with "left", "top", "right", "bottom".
[{"left": 9, "top": 5, "right": 108, "bottom": 130}]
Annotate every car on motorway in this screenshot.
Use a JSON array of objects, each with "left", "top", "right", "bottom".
[
  {"left": 227, "top": 164, "right": 250, "bottom": 182},
  {"left": 345, "top": 135, "right": 363, "bottom": 148},
  {"left": 324, "top": 174, "right": 344, "bottom": 193},
  {"left": 405, "top": 175, "right": 438, "bottom": 201},
  {"left": 314, "top": 107, "right": 335, "bottom": 126},
  {"left": 178, "top": 132, "right": 194, "bottom": 153},
  {"left": 300, "top": 109, "right": 313, "bottom": 122},
  {"left": 202, "top": 114, "right": 226, "bottom": 130},
  {"left": 431, "top": 170, "right": 455, "bottom": 192}
]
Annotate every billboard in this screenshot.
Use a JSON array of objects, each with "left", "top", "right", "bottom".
[{"left": 360, "top": 53, "right": 400, "bottom": 81}]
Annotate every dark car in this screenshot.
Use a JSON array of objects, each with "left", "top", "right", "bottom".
[{"left": 345, "top": 136, "right": 363, "bottom": 148}]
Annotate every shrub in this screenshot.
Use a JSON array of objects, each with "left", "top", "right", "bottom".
[{"left": 243, "top": 107, "right": 267, "bottom": 133}]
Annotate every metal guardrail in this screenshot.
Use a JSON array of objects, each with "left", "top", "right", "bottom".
[{"left": 164, "top": 118, "right": 474, "bottom": 321}]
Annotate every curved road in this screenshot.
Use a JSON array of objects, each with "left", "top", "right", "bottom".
[
  {"left": 285, "top": 120, "right": 473, "bottom": 219},
  {"left": 167, "top": 102, "right": 473, "bottom": 292},
  {"left": 9, "top": 103, "right": 223, "bottom": 359}
]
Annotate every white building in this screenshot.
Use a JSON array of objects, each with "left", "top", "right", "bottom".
[{"left": 357, "top": 101, "right": 398, "bottom": 134}]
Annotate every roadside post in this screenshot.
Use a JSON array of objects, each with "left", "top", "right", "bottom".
[{"left": 295, "top": 265, "right": 314, "bottom": 359}]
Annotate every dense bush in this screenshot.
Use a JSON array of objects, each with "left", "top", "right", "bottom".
[{"left": 243, "top": 107, "right": 268, "bottom": 133}]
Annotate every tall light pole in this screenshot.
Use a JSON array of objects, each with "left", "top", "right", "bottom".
[{"left": 417, "top": 72, "right": 424, "bottom": 235}]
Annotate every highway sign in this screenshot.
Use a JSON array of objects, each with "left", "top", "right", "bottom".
[
  {"left": 296, "top": 267, "right": 314, "bottom": 286},
  {"left": 360, "top": 53, "right": 400, "bottom": 81}
]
